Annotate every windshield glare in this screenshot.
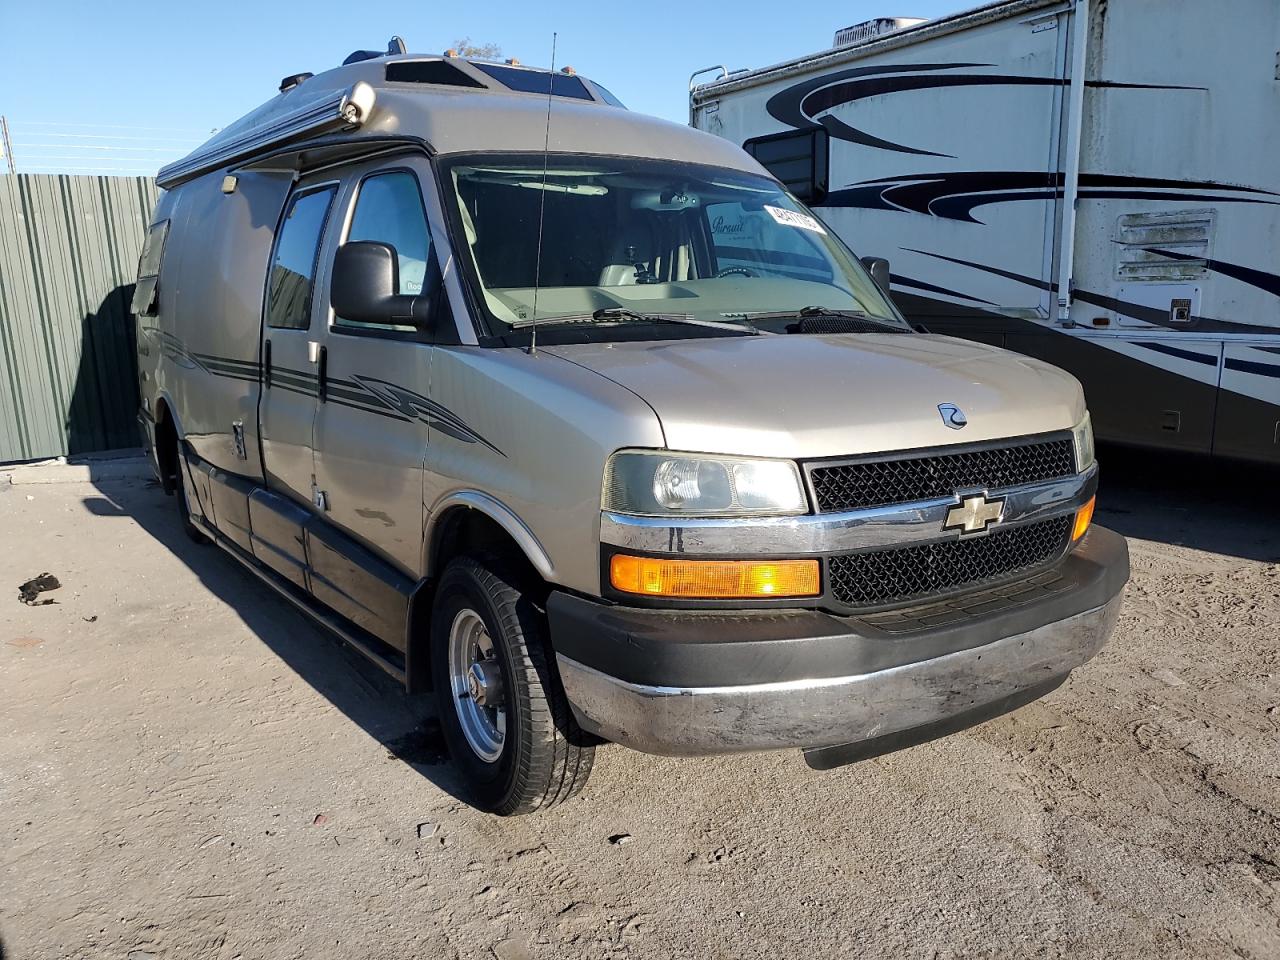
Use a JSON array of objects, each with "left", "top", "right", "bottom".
[{"left": 443, "top": 155, "right": 905, "bottom": 335}]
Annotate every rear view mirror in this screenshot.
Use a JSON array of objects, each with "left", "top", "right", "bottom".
[
  {"left": 331, "top": 241, "right": 432, "bottom": 327},
  {"left": 861, "top": 256, "right": 892, "bottom": 294}
]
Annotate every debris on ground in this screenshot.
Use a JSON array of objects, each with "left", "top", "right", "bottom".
[
  {"left": 82, "top": 615, "right": 98, "bottom": 623},
  {"left": 312, "top": 813, "right": 328, "bottom": 826},
  {"left": 416, "top": 821, "right": 438, "bottom": 840},
  {"left": 18, "top": 573, "right": 60, "bottom": 605},
  {"left": 7, "top": 636, "right": 44, "bottom": 649},
  {"left": 608, "top": 833, "right": 634, "bottom": 846}
]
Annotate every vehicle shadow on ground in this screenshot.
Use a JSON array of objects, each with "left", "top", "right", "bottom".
[
  {"left": 1093, "top": 444, "right": 1280, "bottom": 562},
  {"left": 84, "top": 478, "right": 470, "bottom": 803},
  {"left": 82, "top": 443, "right": 1273, "bottom": 816}
]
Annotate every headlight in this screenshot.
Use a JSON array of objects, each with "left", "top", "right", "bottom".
[
  {"left": 603, "top": 450, "right": 808, "bottom": 517},
  {"left": 1072, "top": 412, "right": 1096, "bottom": 473}
]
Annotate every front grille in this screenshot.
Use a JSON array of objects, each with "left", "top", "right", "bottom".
[
  {"left": 809, "top": 437, "right": 1075, "bottom": 513},
  {"left": 828, "top": 515, "right": 1073, "bottom": 609},
  {"left": 852, "top": 569, "right": 1071, "bottom": 635}
]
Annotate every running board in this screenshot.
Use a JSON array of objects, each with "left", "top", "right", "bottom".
[{"left": 193, "top": 514, "right": 408, "bottom": 685}]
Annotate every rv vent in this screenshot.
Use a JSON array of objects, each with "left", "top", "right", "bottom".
[
  {"left": 385, "top": 60, "right": 487, "bottom": 88},
  {"left": 1115, "top": 210, "right": 1214, "bottom": 281},
  {"left": 833, "top": 17, "right": 927, "bottom": 47},
  {"left": 279, "top": 72, "right": 314, "bottom": 94},
  {"left": 344, "top": 36, "right": 408, "bottom": 66}
]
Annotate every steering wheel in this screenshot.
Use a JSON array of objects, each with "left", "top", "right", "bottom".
[{"left": 715, "top": 267, "right": 756, "bottom": 279}]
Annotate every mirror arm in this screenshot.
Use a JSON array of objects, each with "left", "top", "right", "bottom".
[{"left": 387, "top": 291, "right": 434, "bottom": 329}]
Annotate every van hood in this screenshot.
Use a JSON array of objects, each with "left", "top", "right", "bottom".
[{"left": 545, "top": 333, "right": 1084, "bottom": 459}]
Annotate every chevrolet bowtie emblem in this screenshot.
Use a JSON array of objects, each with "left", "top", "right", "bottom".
[{"left": 944, "top": 494, "right": 1005, "bottom": 535}]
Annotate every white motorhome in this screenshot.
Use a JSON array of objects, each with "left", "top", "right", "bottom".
[{"left": 691, "top": 0, "right": 1280, "bottom": 464}]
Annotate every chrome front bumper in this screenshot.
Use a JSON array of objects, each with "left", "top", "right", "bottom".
[{"left": 555, "top": 589, "right": 1123, "bottom": 758}]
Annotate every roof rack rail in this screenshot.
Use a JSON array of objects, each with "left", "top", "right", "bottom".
[{"left": 156, "top": 81, "right": 377, "bottom": 189}]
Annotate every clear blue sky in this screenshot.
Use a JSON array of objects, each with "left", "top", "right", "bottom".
[{"left": 1, "top": 0, "right": 970, "bottom": 175}]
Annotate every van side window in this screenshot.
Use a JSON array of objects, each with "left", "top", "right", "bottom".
[
  {"left": 267, "top": 186, "right": 337, "bottom": 330},
  {"left": 131, "top": 219, "right": 170, "bottom": 317},
  {"left": 337, "top": 171, "right": 432, "bottom": 329}
]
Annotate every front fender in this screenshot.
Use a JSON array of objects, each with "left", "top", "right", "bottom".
[{"left": 424, "top": 490, "right": 556, "bottom": 582}]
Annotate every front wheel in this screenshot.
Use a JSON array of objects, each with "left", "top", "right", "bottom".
[{"left": 431, "top": 555, "right": 594, "bottom": 815}]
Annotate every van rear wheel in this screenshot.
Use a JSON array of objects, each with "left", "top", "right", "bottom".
[
  {"left": 166, "top": 439, "right": 209, "bottom": 546},
  {"left": 430, "top": 555, "right": 594, "bottom": 815}
]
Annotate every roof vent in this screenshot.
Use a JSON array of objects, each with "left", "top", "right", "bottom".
[
  {"left": 279, "top": 72, "right": 314, "bottom": 93},
  {"left": 832, "top": 17, "right": 926, "bottom": 47},
  {"left": 343, "top": 35, "right": 409, "bottom": 66}
]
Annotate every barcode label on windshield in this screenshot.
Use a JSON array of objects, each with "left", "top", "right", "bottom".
[{"left": 764, "top": 205, "right": 827, "bottom": 234}]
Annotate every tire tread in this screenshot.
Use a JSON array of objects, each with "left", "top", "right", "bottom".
[{"left": 436, "top": 555, "right": 594, "bottom": 815}]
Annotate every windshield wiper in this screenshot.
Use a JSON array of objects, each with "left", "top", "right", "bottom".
[
  {"left": 511, "top": 307, "right": 763, "bottom": 335},
  {"left": 735, "top": 305, "right": 903, "bottom": 330}
]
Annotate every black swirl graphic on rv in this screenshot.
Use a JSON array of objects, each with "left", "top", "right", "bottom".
[
  {"left": 901, "top": 248, "right": 1279, "bottom": 334},
  {"left": 824, "top": 172, "right": 1280, "bottom": 224},
  {"left": 766, "top": 63, "right": 987, "bottom": 157},
  {"left": 766, "top": 63, "right": 1205, "bottom": 157},
  {"left": 1144, "top": 247, "right": 1280, "bottom": 299}
]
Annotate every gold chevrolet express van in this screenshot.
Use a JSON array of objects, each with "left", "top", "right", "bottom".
[{"left": 135, "top": 39, "right": 1128, "bottom": 815}]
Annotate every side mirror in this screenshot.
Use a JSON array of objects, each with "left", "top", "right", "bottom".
[
  {"left": 331, "top": 241, "right": 432, "bottom": 327},
  {"left": 860, "top": 256, "right": 892, "bottom": 294}
]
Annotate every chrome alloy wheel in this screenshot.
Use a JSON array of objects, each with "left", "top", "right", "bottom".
[{"left": 447, "top": 608, "right": 506, "bottom": 763}]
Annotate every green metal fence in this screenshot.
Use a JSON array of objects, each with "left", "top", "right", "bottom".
[{"left": 0, "top": 174, "right": 158, "bottom": 463}]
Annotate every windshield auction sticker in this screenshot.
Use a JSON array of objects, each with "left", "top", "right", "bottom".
[{"left": 764, "top": 205, "right": 827, "bottom": 234}]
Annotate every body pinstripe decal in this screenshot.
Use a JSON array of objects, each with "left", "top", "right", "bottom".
[
  {"left": 1133, "top": 341, "right": 1218, "bottom": 367},
  {"left": 152, "top": 336, "right": 501, "bottom": 452},
  {"left": 1225, "top": 356, "right": 1280, "bottom": 379}
]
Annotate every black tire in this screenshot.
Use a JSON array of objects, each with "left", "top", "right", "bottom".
[
  {"left": 431, "top": 555, "right": 594, "bottom": 815},
  {"left": 173, "top": 454, "right": 209, "bottom": 545}
]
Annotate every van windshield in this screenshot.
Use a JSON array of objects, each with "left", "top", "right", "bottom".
[{"left": 440, "top": 154, "right": 907, "bottom": 338}]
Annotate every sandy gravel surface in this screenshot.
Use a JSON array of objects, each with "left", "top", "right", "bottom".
[{"left": 1, "top": 452, "right": 1277, "bottom": 959}]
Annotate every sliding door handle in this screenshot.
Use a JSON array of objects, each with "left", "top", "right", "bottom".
[{"left": 263, "top": 339, "right": 272, "bottom": 387}]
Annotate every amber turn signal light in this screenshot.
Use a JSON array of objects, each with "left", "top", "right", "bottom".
[
  {"left": 1072, "top": 495, "right": 1096, "bottom": 542},
  {"left": 609, "top": 555, "right": 821, "bottom": 599}
]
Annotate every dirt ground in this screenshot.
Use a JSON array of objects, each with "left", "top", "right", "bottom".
[{"left": 1, "top": 449, "right": 1278, "bottom": 960}]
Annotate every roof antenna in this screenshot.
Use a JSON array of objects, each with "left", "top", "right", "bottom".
[{"left": 528, "top": 31, "right": 557, "bottom": 356}]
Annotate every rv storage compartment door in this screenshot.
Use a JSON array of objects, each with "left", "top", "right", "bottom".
[{"left": 1214, "top": 342, "right": 1280, "bottom": 464}]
